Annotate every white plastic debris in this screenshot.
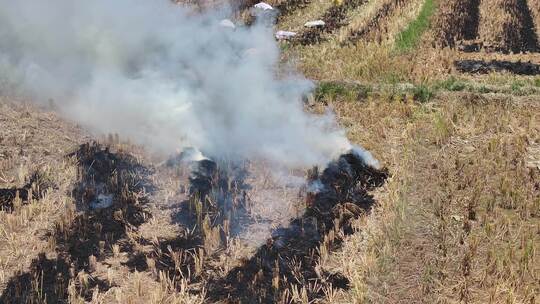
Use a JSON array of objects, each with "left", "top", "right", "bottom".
[
  {"left": 243, "top": 48, "right": 260, "bottom": 58},
  {"left": 254, "top": 2, "right": 273, "bottom": 10},
  {"left": 90, "top": 194, "right": 113, "bottom": 210},
  {"left": 275, "top": 30, "right": 296, "bottom": 40},
  {"left": 219, "top": 19, "right": 236, "bottom": 29},
  {"left": 304, "top": 20, "right": 325, "bottom": 28}
]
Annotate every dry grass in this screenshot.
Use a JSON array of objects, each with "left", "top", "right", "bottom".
[
  {"left": 317, "top": 92, "right": 540, "bottom": 303},
  {"left": 0, "top": 99, "right": 87, "bottom": 294},
  {"left": 346, "top": 0, "right": 414, "bottom": 44},
  {"left": 278, "top": 0, "right": 430, "bottom": 82}
]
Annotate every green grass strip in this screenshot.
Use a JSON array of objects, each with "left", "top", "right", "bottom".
[{"left": 394, "top": 0, "right": 436, "bottom": 52}]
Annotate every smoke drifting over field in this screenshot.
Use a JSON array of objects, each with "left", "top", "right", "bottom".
[{"left": 0, "top": 0, "right": 376, "bottom": 168}]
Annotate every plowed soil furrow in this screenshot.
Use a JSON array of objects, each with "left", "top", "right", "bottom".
[
  {"left": 294, "top": 0, "right": 369, "bottom": 45},
  {"left": 432, "top": 0, "right": 480, "bottom": 47},
  {"left": 478, "top": 0, "right": 538, "bottom": 53},
  {"left": 347, "top": 0, "right": 409, "bottom": 43}
]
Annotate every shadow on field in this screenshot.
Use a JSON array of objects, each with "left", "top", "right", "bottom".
[{"left": 0, "top": 142, "right": 155, "bottom": 303}]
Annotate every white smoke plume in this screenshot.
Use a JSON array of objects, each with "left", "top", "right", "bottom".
[{"left": 0, "top": 0, "right": 376, "bottom": 168}]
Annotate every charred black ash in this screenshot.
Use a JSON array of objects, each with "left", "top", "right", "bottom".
[
  {"left": 0, "top": 171, "right": 56, "bottom": 212},
  {"left": 207, "top": 151, "right": 388, "bottom": 303},
  {"left": 189, "top": 159, "right": 218, "bottom": 200},
  {"left": 183, "top": 157, "right": 250, "bottom": 248},
  {"left": 1, "top": 142, "right": 155, "bottom": 303},
  {"left": 454, "top": 59, "right": 540, "bottom": 75}
]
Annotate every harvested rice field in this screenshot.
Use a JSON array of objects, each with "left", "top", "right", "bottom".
[{"left": 0, "top": 0, "right": 539, "bottom": 303}]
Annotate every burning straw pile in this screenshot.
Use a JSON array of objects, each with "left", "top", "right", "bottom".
[
  {"left": 199, "top": 150, "right": 389, "bottom": 303},
  {"left": 146, "top": 146, "right": 386, "bottom": 303}
]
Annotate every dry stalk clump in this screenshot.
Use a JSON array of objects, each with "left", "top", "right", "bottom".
[{"left": 478, "top": 0, "right": 538, "bottom": 53}]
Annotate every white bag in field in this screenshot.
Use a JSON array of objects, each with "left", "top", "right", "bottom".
[
  {"left": 219, "top": 19, "right": 235, "bottom": 29},
  {"left": 304, "top": 20, "right": 325, "bottom": 28},
  {"left": 243, "top": 48, "right": 260, "bottom": 58},
  {"left": 254, "top": 2, "right": 273, "bottom": 10},
  {"left": 275, "top": 30, "right": 296, "bottom": 40}
]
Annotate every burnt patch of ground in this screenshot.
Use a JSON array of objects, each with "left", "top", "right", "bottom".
[
  {"left": 61, "top": 143, "right": 154, "bottom": 267},
  {"left": 456, "top": 41, "right": 482, "bottom": 53},
  {"left": 123, "top": 233, "right": 205, "bottom": 290},
  {"left": 206, "top": 153, "right": 388, "bottom": 303},
  {"left": 0, "top": 253, "right": 71, "bottom": 304},
  {"left": 454, "top": 59, "right": 540, "bottom": 75},
  {"left": 169, "top": 157, "right": 262, "bottom": 250},
  {"left": 122, "top": 157, "right": 253, "bottom": 293},
  {"left": 186, "top": 159, "right": 251, "bottom": 234},
  {"left": 0, "top": 172, "right": 54, "bottom": 212},
  {"left": 465, "top": 0, "right": 481, "bottom": 40},
  {"left": 0, "top": 142, "right": 155, "bottom": 302},
  {"left": 432, "top": 0, "right": 480, "bottom": 48},
  {"left": 518, "top": 0, "right": 539, "bottom": 51},
  {"left": 0, "top": 253, "right": 112, "bottom": 304}
]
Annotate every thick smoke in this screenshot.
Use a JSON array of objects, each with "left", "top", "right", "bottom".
[{"left": 0, "top": 0, "right": 376, "bottom": 168}]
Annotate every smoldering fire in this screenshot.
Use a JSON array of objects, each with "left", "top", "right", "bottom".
[{"left": 0, "top": 0, "right": 381, "bottom": 169}]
